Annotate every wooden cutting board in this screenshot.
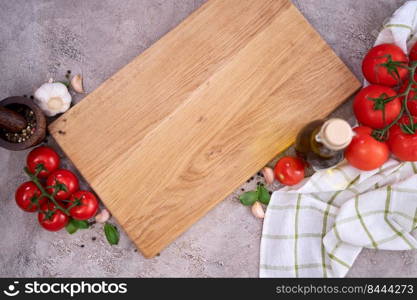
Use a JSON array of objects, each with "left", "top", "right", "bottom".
[{"left": 50, "top": 0, "right": 360, "bottom": 257}]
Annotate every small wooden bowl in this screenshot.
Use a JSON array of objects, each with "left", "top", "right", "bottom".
[{"left": 0, "top": 97, "right": 46, "bottom": 151}]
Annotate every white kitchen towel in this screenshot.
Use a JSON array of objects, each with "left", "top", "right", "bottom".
[
  {"left": 260, "top": 1, "right": 417, "bottom": 278},
  {"left": 260, "top": 159, "right": 417, "bottom": 277},
  {"left": 373, "top": 1, "right": 417, "bottom": 54}
]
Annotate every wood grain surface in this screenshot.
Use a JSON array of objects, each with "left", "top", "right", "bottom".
[{"left": 49, "top": 0, "right": 361, "bottom": 258}]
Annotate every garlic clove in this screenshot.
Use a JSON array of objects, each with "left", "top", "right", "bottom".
[
  {"left": 70, "top": 74, "right": 85, "bottom": 93},
  {"left": 251, "top": 201, "right": 265, "bottom": 219},
  {"left": 95, "top": 208, "right": 110, "bottom": 223},
  {"left": 262, "top": 167, "right": 275, "bottom": 185}
]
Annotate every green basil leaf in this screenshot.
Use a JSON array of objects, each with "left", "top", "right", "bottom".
[
  {"left": 65, "top": 221, "right": 78, "bottom": 234},
  {"left": 239, "top": 191, "right": 257, "bottom": 206},
  {"left": 72, "top": 219, "right": 89, "bottom": 229},
  {"left": 66, "top": 219, "right": 89, "bottom": 234},
  {"left": 258, "top": 185, "right": 271, "bottom": 205},
  {"left": 58, "top": 80, "right": 70, "bottom": 88},
  {"left": 104, "top": 223, "right": 120, "bottom": 245}
]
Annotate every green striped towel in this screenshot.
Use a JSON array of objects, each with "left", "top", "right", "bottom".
[{"left": 260, "top": 159, "right": 417, "bottom": 277}]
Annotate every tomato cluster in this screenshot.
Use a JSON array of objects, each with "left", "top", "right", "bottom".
[
  {"left": 347, "top": 43, "right": 417, "bottom": 170},
  {"left": 15, "top": 146, "right": 99, "bottom": 231}
]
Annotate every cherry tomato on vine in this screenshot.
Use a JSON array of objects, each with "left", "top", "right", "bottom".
[
  {"left": 38, "top": 202, "right": 69, "bottom": 231},
  {"left": 15, "top": 181, "right": 47, "bottom": 212},
  {"left": 399, "top": 74, "right": 417, "bottom": 117},
  {"left": 410, "top": 42, "right": 417, "bottom": 62},
  {"left": 345, "top": 126, "right": 389, "bottom": 171},
  {"left": 274, "top": 156, "right": 305, "bottom": 186},
  {"left": 46, "top": 169, "right": 79, "bottom": 200},
  {"left": 353, "top": 85, "right": 401, "bottom": 129},
  {"left": 27, "top": 146, "right": 60, "bottom": 178},
  {"left": 387, "top": 116, "right": 417, "bottom": 161},
  {"left": 362, "top": 43, "right": 408, "bottom": 87},
  {"left": 67, "top": 191, "right": 99, "bottom": 220}
]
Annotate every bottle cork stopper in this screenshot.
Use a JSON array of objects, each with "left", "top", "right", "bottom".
[{"left": 318, "top": 118, "right": 352, "bottom": 151}]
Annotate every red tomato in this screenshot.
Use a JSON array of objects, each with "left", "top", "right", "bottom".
[
  {"left": 38, "top": 202, "right": 69, "bottom": 231},
  {"left": 399, "top": 74, "right": 417, "bottom": 117},
  {"left": 345, "top": 126, "right": 389, "bottom": 171},
  {"left": 362, "top": 43, "right": 408, "bottom": 87},
  {"left": 67, "top": 191, "right": 99, "bottom": 220},
  {"left": 274, "top": 156, "right": 305, "bottom": 186},
  {"left": 15, "top": 181, "right": 47, "bottom": 212},
  {"left": 410, "top": 42, "right": 417, "bottom": 62},
  {"left": 353, "top": 85, "right": 401, "bottom": 129},
  {"left": 27, "top": 146, "right": 60, "bottom": 178},
  {"left": 387, "top": 116, "right": 417, "bottom": 161},
  {"left": 46, "top": 169, "right": 79, "bottom": 200}
]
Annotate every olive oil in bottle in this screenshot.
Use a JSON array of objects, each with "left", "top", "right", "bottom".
[{"left": 295, "top": 118, "right": 353, "bottom": 170}]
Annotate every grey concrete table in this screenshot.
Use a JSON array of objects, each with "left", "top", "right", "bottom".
[{"left": 1, "top": 0, "right": 415, "bottom": 277}]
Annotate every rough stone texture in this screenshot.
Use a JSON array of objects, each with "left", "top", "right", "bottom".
[{"left": 0, "top": 0, "right": 415, "bottom": 277}]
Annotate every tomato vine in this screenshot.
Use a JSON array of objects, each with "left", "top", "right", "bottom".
[
  {"left": 23, "top": 164, "right": 75, "bottom": 217},
  {"left": 371, "top": 60, "right": 417, "bottom": 141}
]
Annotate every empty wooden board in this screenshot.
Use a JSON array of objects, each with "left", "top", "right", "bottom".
[{"left": 50, "top": 0, "right": 360, "bottom": 258}]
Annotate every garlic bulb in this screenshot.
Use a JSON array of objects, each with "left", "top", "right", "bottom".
[{"left": 34, "top": 82, "right": 72, "bottom": 117}]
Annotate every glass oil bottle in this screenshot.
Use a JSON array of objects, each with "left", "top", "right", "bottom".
[{"left": 295, "top": 118, "right": 353, "bottom": 170}]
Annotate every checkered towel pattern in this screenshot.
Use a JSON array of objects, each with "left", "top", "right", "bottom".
[
  {"left": 260, "top": 0, "right": 417, "bottom": 278},
  {"left": 260, "top": 159, "right": 417, "bottom": 277}
]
